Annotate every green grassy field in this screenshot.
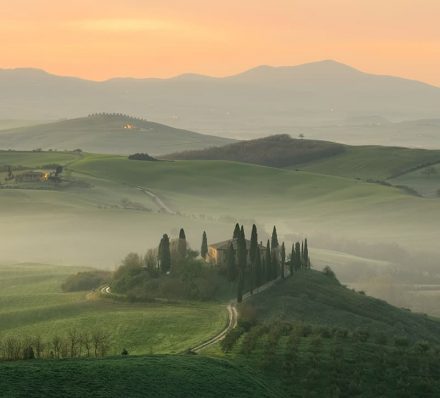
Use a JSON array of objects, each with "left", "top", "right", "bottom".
[
  {"left": 0, "top": 264, "right": 227, "bottom": 355},
  {"left": 0, "top": 150, "right": 82, "bottom": 168},
  {"left": 0, "top": 355, "right": 283, "bottom": 398},
  {"left": 297, "top": 145, "right": 440, "bottom": 180},
  {"left": 390, "top": 162, "right": 440, "bottom": 197}
]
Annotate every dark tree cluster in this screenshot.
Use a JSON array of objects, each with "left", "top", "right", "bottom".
[
  {"left": 225, "top": 224, "right": 310, "bottom": 303},
  {"left": 128, "top": 153, "right": 158, "bottom": 161}
]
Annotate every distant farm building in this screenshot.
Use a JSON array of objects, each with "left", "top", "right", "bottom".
[
  {"left": 208, "top": 239, "right": 267, "bottom": 266},
  {"left": 15, "top": 170, "right": 51, "bottom": 183},
  {"left": 123, "top": 123, "right": 136, "bottom": 129}
]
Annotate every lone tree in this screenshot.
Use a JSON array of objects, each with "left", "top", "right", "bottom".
[
  {"left": 159, "top": 234, "right": 171, "bottom": 273},
  {"left": 177, "top": 228, "right": 187, "bottom": 260},
  {"left": 290, "top": 243, "right": 295, "bottom": 275},
  {"left": 201, "top": 231, "right": 208, "bottom": 260},
  {"left": 280, "top": 242, "right": 286, "bottom": 279},
  {"left": 294, "top": 242, "right": 301, "bottom": 271}
]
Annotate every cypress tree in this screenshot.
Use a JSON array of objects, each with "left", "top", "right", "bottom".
[
  {"left": 265, "top": 240, "right": 272, "bottom": 282},
  {"left": 159, "top": 234, "right": 171, "bottom": 274},
  {"left": 280, "top": 242, "right": 286, "bottom": 279},
  {"left": 177, "top": 228, "right": 187, "bottom": 261},
  {"left": 271, "top": 226, "right": 279, "bottom": 249},
  {"left": 249, "top": 225, "right": 258, "bottom": 294},
  {"left": 304, "top": 238, "right": 310, "bottom": 269},
  {"left": 301, "top": 241, "right": 304, "bottom": 268},
  {"left": 271, "top": 249, "right": 279, "bottom": 280},
  {"left": 294, "top": 242, "right": 301, "bottom": 271},
  {"left": 237, "top": 226, "right": 247, "bottom": 303},
  {"left": 290, "top": 243, "right": 295, "bottom": 275},
  {"left": 201, "top": 231, "right": 208, "bottom": 260},
  {"left": 255, "top": 247, "right": 262, "bottom": 288},
  {"left": 226, "top": 242, "right": 237, "bottom": 281},
  {"left": 233, "top": 223, "right": 240, "bottom": 240}
]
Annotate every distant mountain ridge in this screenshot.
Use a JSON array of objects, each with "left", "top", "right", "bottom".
[{"left": 1, "top": 60, "right": 440, "bottom": 146}]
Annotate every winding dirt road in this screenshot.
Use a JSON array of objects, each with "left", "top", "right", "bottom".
[{"left": 136, "top": 186, "right": 176, "bottom": 215}]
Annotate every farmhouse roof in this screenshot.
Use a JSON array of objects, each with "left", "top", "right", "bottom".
[{"left": 209, "top": 239, "right": 266, "bottom": 251}]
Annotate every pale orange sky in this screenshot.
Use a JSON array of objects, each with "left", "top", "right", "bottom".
[{"left": 1, "top": 0, "right": 439, "bottom": 85}]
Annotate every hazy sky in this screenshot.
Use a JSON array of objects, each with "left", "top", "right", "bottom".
[{"left": 1, "top": 0, "right": 439, "bottom": 85}]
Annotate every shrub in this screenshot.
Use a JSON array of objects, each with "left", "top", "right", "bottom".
[
  {"left": 128, "top": 153, "right": 158, "bottom": 161},
  {"left": 221, "top": 327, "right": 245, "bottom": 353},
  {"left": 62, "top": 271, "right": 110, "bottom": 292}
]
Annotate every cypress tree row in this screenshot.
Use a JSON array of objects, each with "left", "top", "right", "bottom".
[
  {"left": 201, "top": 231, "right": 208, "bottom": 260},
  {"left": 158, "top": 234, "right": 171, "bottom": 274},
  {"left": 280, "top": 242, "right": 286, "bottom": 279}
]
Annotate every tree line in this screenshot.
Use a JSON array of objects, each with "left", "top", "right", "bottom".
[{"left": 0, "top": 329, "right": 113, "bottom": 362}]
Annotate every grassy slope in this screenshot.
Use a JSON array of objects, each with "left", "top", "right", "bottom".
[
  {"left": 0, "top": 264, "right": 226, "bottom": 355},
  {"left": 244, "top": 271, "right": 440, "bottom": 343},
  {"left": 0, "top": 114, "right": 234, "bottom": 156},
  {"left": 0, "top": 150, "right": 81, "bottom": 168},
  {"left": 0, "top": 356, "right": 283, "bottom": 398},
  {"left": 390, "top": 162, "right": 440, "bottom": 197},
  {"left": 298, "top": 145, "right": 440, "bottom": 180}
]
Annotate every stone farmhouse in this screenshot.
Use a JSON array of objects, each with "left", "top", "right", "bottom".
[{"left": 207, "top": 239, "right": 267, "bottom": 266}]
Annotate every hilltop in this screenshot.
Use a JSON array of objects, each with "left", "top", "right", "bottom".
[
  {"left": 0, "top": 113, "right": 234, "bottom": 155},
  {"left": 1, "top": 61, "right": 440, "bottom": 147},
  {"left": 165, "top": 135, "right": 345, "bottom": 167}
]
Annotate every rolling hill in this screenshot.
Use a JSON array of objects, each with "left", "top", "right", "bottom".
[
  {"left": 1, "top": 61, "right": 440, "bottom": 147},
  {"left": 166, "top": 135, "right": 440, "bottom": 181},
  {"left": 165, "top": 135, "right": 345, "bottom": 168},
  {"left": 243, "top": 270, "right": 440, "bottom": 343},
  {"left": 223, "top": 271, "right": 440, "bottom": 397},
  {"left": 0, "top": 114, "right": 234, "bottom": 155}
]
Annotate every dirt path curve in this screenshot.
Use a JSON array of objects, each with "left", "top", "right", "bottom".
[
  {"left": 136, "top": 186, "right": 176, "bottom": 215},
  {"left": 190, "top": 276, "right": 282, "bottom": 353}
]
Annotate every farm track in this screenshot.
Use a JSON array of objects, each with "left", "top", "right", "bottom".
[{"left": 136, "top": 186, "right": 176, "bottom": 215}]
